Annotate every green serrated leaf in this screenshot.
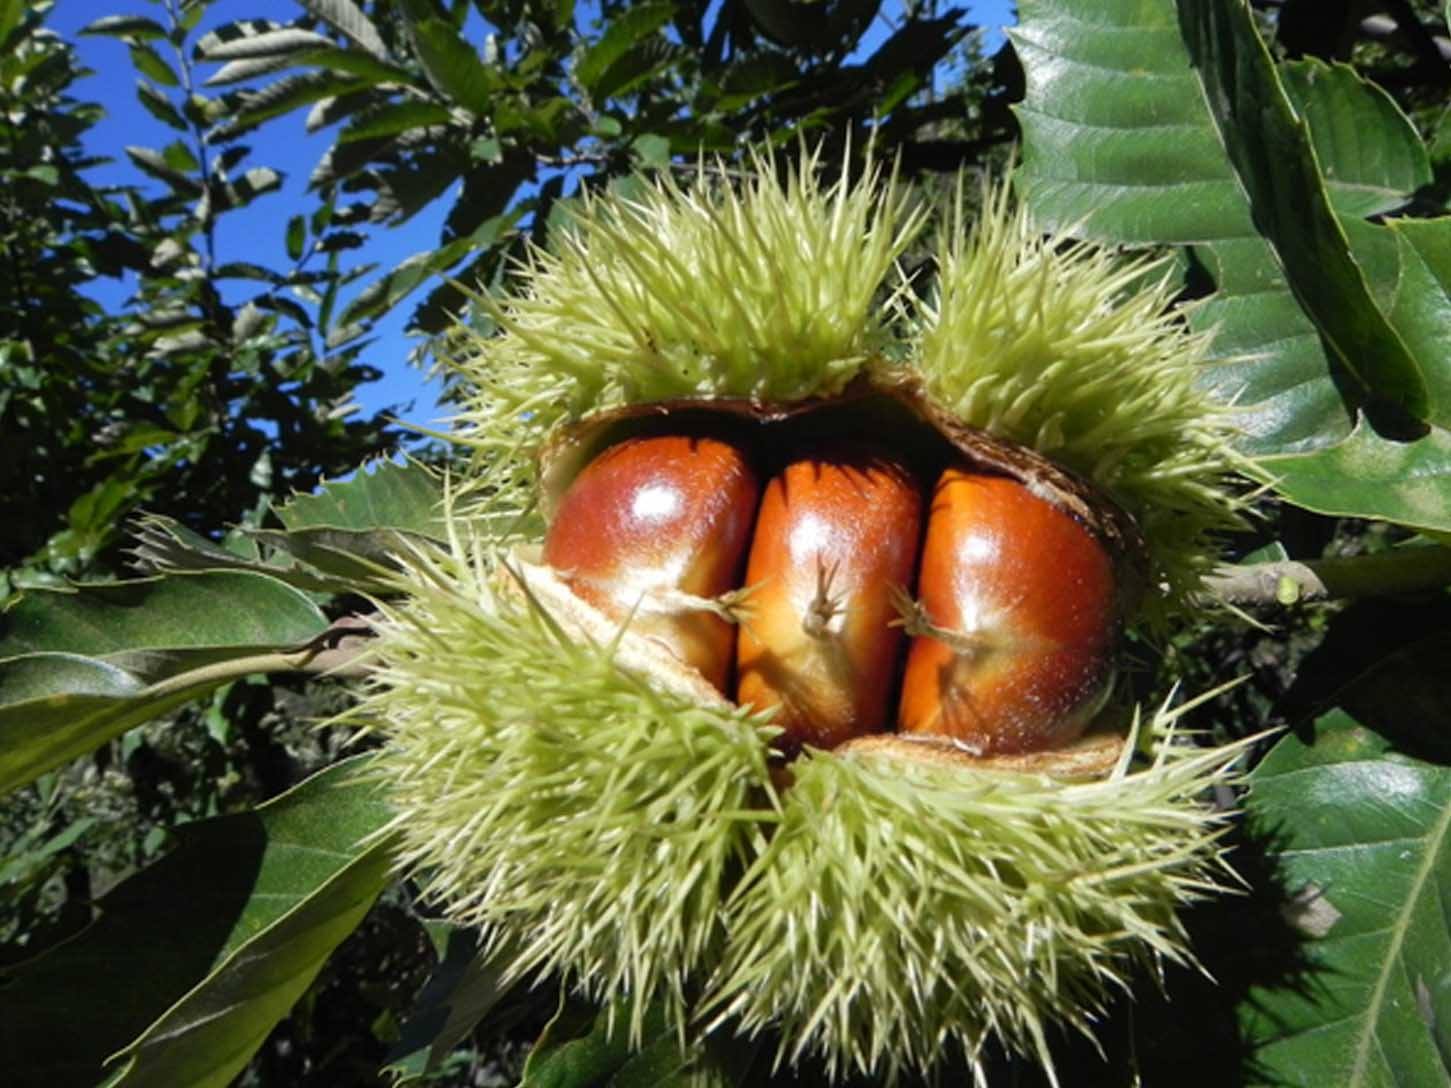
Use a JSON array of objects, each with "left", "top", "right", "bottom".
[
  {"left": 1013, "top": 0, "right": 1451, "bottom": 527},
  {"left": 1244, "top": 710, "right": 1451, "bottom": 1085},
  {"left": 519, "top": 999, "right": 742, "bottom": 1088},
  {"left": 0, "top": 757, "right": 393, "bottom": 1088},
  {"left": 128, "top": 514, "right": 345, "bottom": 595},
  {"left": 125, "top": 144, "right": 202, "bottom": 192},
  {"left": 0, "top": 573, "right": 337, "bottom": 795},
  {"left": 1176, "top": 0, "right": 1429, "bottom": 426},
  {"left": 1281, "top": 60, "right": 1431, "bottom": 220},
  {"left": 293, "top": 45, "right": 414, "bottom": 83},
  {"left": 274, "top": 458, "right": 444, "bottom": 536},
  {"left": 135, "top": 80, "right": 187, "bottom": 131}
]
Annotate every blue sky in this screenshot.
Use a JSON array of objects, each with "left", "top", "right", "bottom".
[{"left": 53, "top": 0, "right": 1016, "bottom": 434}]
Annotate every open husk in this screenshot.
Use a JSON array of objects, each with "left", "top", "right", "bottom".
[{"left": 357, "top": 146, "right": 1252, "bottom": 1085}]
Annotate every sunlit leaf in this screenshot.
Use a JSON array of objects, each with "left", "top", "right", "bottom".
[
  {"left": 301, "top": 0, "right": 388, "bottom": 59},
  {"left": 82, "top": 14, "right": 168, "bottom": 42},
  {"left": 1013, "top": 0, "right": 1451, "bottom": 528}
]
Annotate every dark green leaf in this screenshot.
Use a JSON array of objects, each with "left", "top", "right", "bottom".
[
  {"left": 211, "top": 72, "right": 374, "bottom": 136},
  {"left": 286, "top": 213, "right": 306, "bottom": 260},
  {"left": 128, "top": 514, "right": 347, "bottom": 595},
  {"left": 519, "top": 999, "right": 745, "bottom": 1088},
  {"left": 0, "top": 573, "right": 332, "bottom": 795},
  {"left": 338, "top": 100, "right": 453, "bottom": 143},
  {"left": 384, "top": 929, "right": 516, "bottom": 1083},
  {"left": 292, "top": 45, "right": 415, "bottom": 83},
  {"left": 135, "top": 80, "right": 186, "bottom": 131},
  {"left": 161, "top": 138, "right": 199, "bottom": 173},
  {"left": 124, "top": 145, "right": 202, "bottom": 193},
  {"left": 1281, "top": 60, "right": 1431, "bottom": 220},
  {"left": 1244, "top": 711, "right": 1451, "bottom": 1085},
  {"left": 589, "top": 39, "right": 678, "bottom": 102},
  {"left": 1013, "top": 0, "right": 1451, "bottom": 528},
  {"left": 406, "top": 15, "right": 498, "bottom": 114},
  {"left": 340, "top": 250, "right": 437, "bottom": 324},
  {"left": 0, "top": 758, "right": 393, "bottom": 1088},
  {"left": 575, "top": 1, "right": 675, "bottom": 97},
  {"left": 129, "top": 42, "right": 181, "bottom": 87}
]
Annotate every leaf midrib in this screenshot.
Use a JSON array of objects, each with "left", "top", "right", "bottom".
[{"left": 1347, "top": 780, "right": 1451, "bottom": 1085}]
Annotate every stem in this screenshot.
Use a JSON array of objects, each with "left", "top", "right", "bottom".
[
  {"left": 144, "top": 640, "right": 373, "bottom": 703},
  {"left": 1203, "top": 545, "right": 1451, "bottom": 607}
]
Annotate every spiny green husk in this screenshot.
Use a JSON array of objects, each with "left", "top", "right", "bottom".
[
  {"left": 911, "top": 181, "right": 1244, "bottom": 621},
  {"left": 356, "top": 524, "right": 779, "bottom": 1039},
  {"left": 449, "top": 143, "right": 924, "bottom": 491},
  {"left": 364, "top": 148, "right": 1258, "bottom": 1083},
  {"left": 448, "top": 150, "right": 1242, "bottom": 619},
  {"left": 705, "top": 703, "right": 1250, "bottom": 1086}
]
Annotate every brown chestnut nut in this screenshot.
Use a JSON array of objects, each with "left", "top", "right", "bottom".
[
  {"left": 542, "top": 433, "right": 761, "bottom": 692},
  {"left": 896, "top": 467, "right": 1119, "bottom": 755},
  {"left": 735, "top": 445, "right": 923, "bottom": 750}
]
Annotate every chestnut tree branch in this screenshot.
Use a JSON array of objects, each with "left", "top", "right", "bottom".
[{"left": 1203, "top": 545, "right": 1451, "bottom": 607}]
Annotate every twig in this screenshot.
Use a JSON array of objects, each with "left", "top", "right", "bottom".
[{"left": 1203, "top": 545, "right": 1451, "bottom": 608}]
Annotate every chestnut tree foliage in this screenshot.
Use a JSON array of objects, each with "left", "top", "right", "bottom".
[{"left": 3, "top": 0, "right": 1451, "bottom": 1085}]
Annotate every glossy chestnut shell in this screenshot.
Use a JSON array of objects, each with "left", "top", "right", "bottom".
[{"left": 535, "top": 384, "right": 1146, "bottom": 766}]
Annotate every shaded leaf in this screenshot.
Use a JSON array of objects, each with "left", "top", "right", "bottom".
[
  {"left": 135, "top": 80, "right": 186, "bottom": 131},
  {"left": 128, "top": 513, "right": 345, "bottom": 595},
  {"left": 384, "top": 929, "right": 515, "bottom": 1083},
  {"left": 212, "top": 72, "right": 374, "bottom": 136},
  {"left": 0, "top": 573, "right": 334, "bottom": 795},
  {"left": 1243, "top": 711, "right": 1451, "bottom": 1085},
  {"left": 286, "top": 213, "right": 306, "bottom": 260},
  {"left": 129, "top": 42, "right": 181, "bottom": 87},
  {"left": 125, "top": 145, "right": 201, "bottom": 192},
  {"left": 1282, "top": 60, "right": 1431, "bottom": 220},
  {"left": 520, "top": 999, "right": 750, "bottom": 1088},
  {"left": 406, "top": 14, "right": 498, "bottom": 114},
  {"left": 0, "top": 758, "right": 393, "bottom": 1088}
]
